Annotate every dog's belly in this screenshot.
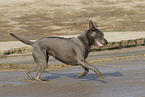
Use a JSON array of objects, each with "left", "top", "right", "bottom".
[
  {"left": 54, "top": 55, "right": 78, "bottom": 65},
  {"left": 48, "top": 50, "right": 78, "bottom": 65}
]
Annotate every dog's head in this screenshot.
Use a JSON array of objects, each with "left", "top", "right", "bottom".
[{"left": 87, "top": 20, "right": 108, "bottom": 47}]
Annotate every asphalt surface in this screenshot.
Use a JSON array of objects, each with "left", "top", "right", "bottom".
[{"left": 0, "top": 46, "right": 145, "bottom": 97}]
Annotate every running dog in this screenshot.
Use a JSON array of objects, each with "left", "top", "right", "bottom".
[{"left": 10, "top": 20, "right": 108, "bottom": 81}]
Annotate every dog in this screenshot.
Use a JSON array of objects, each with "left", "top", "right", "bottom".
[{"left": 10, "top": 20, "right": 108, "bottom": 81}]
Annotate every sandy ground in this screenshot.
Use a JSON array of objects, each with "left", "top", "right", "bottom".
[
  {"left": 0, "top": 0, "right": 35, "bottom": 5},
  {"left": 0, "top": 0, "right": 145, "bottom": 51},
  {"left": 0, "top": 0, "right": 145, "bottom": 41}
]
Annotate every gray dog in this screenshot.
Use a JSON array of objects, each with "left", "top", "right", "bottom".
[{"left": 10, "top": 20, "right": 108, "bottom": 81}]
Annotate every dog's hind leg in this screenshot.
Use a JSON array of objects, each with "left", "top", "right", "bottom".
[
  {"left": 26, "top": 62, "right": 37, "bottom": 80},
  {"left": 77, "top": 67, "right": 89, "bottom": 78},
  {"left": 32, "top": 47, "right": 49, "bottom": 81},
  {"left": 35, "top": 60, "right": 48, "bottom": 81},
  {"left": 34, "top": 59, "right": 49, "bottom": 81}
]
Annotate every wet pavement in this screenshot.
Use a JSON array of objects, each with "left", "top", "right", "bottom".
[{"left": 0, "top": 46, "right": 145, "bottom": 97}]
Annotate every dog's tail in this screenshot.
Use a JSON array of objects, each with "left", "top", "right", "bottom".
[{"left": 9, "top": 33, "right": 34, "bottom": 46}]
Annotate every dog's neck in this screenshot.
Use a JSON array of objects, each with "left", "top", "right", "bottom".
[{"left": 77, "top": 29, "right": 94, "bottom": 48}]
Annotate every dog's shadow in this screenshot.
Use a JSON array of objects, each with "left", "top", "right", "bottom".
[{"left": 43, "top": 71, "right": 123, "bottom": 83}]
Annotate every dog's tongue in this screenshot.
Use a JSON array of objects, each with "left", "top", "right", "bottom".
[{"left": 96, "top": 41, "right": 103, "bottom": 47}]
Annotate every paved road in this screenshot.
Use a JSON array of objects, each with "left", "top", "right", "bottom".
[{"left": 0, "top": 46, "right": 145, "bottom": 97}]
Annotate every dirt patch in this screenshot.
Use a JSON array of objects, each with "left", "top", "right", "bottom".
[
  {"left": 0, "top": 0, "right": 145, "bottom": 41},
  {"left": 0, "top": 63, "right": 69, "bottom": 71}
]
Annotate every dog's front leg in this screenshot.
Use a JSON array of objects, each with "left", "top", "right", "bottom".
[{"left": 78, "top": 60, "right": 104, "bottom": 79}]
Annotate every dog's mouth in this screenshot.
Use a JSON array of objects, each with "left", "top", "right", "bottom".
[{"left": 96, "top": 41, "right": 103, "bottom": 47}]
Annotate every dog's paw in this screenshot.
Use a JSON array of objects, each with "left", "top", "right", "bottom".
[
  {"left": 35, "top": 77, "right": 49, "bottom": 81},
  {"left": 36, "top": 78, "right": 50, "bottom": 81},
  {"left": 77, "top": 71, "right": 88, "bottom": 78},
  {"left": 99, "top": 74, "right": 104, "bottom": 79},
  {"left": 77, "top": 73, "right": 85, "bottom": 78}
]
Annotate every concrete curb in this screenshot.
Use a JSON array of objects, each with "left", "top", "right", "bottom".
[
  {"left": 92, "top": 38, "right": 145, "bottom": 50},
  {"left": 0, "top": 46, "right": 32, "bottom": 58},
  {"left": 0, "top": 38, "right": 145, "bottom": 58}
]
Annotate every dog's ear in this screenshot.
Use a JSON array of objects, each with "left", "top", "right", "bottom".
[{"left": 89, "top": 20, "right": 96, "bottom": 30}]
